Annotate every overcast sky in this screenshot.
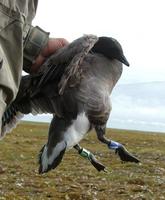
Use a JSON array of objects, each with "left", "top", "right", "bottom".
[{"left": 33, "top": 0, "right": 165, "bottom": 85}]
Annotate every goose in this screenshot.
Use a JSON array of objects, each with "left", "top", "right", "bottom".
[{"left": 2, "top": 35, "right": 139, "bottom": 174}]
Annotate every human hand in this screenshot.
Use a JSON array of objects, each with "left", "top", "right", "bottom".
[{"left": 31, "top": 38, "right": 69, "bottom": 73}]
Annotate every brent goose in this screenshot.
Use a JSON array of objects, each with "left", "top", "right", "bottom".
[{"left": 2, "top": 35, "right": 139, "bottom": 174}]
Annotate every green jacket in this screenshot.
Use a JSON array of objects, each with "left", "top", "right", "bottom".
[{"left": 0, "top": 0, "right": 48, "bottom": 137}]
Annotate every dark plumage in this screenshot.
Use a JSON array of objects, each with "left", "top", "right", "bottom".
[{"left": 2, "top": 35, "right": 139, "bottom": 174}]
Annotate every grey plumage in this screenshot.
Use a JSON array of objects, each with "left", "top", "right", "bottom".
[{"left": 2, "top": 35, "right": 139, "bottom": 174}]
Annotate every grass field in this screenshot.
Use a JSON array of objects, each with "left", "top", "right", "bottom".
[{"left": 0, "top": 122, "right": 165, "bottom": 200}]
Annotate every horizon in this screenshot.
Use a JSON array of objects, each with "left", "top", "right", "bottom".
[
  {"left": 21, "top": 119, "right": 165, "bottom": 134},
  {"left": 23, "top": 81, "right": 165, "bottom": 133}
]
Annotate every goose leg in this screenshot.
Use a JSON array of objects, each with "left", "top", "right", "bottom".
[
  {"left": 39, "top": 112, "right": 93, "bottom": 174},
  {"left": 39, "top": 116, "right": 71, "bottom": 174},
  {"left": 95, "top": 125, "right": 140, "bottom": 163},
  {"left": 74, "top": 144, "right": 106, "bottom": 172}
]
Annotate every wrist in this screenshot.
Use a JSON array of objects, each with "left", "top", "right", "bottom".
[{"left": 23, "top": 26, "right": 49, "bottom": 73}]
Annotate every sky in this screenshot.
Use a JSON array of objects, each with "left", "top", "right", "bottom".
[
  {"left": 32, "top": 0, "right": 165, "bottom": 85},
  {"left": 24, "top": 0, "right": 165, "bottom": 132}
]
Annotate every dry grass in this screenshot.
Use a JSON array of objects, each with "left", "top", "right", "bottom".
[{"left": 0, "top": 122, "right": 165, "bottom": 200}]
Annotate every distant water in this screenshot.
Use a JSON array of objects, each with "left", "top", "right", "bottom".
[
  {"left": 23, "top": 113, "right": 165, "bottom": 134},
  {"left": 109, "top": 118, "right": 165, "bottom": 133},
  {"left": 23, "top": 114, "right": 52, "bottom": 123},
  {"left": 109, "top": 82, "right": 165, "bottom": 133},
  {"left": 23, "top": 82, "right": 165, "bottom": 134}
]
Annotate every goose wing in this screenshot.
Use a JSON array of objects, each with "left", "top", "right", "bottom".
[{"left": 34, "top": 35, "right": 98, "bottom": 96}]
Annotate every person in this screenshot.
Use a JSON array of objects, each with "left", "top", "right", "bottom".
[{"left": 0, "top": 0, "right": 68, "bottom": 138}]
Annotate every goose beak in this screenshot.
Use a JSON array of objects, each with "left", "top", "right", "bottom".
[{"left": 119, "top": 55, "right": 130, "bottom": 67}]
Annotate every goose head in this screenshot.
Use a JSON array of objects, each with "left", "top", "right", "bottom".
[{"left": 91, "top": 37, "right": 130, "bottom": 67}]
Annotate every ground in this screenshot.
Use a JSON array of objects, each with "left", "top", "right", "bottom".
[{"left": 0, "top": 122, "right": 165, "bottom": 200}]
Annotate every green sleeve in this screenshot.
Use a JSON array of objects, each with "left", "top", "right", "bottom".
[{"left": 23, "top": 26, "right": 49, "bottom": 73}]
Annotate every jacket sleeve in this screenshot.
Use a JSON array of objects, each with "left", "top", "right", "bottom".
[{"left": 0, "top": 0, "right": 42, "bottom": 137}]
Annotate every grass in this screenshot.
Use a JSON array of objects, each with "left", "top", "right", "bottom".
[{"left": 0, "top": 122, "right": 165, "bottom": 200}]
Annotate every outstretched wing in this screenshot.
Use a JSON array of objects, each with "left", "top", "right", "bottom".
[{"left": 34, "top": 35, "right": 98, "bottom": 96}]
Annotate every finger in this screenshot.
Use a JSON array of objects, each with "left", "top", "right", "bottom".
[{"left": 42, "top": 38, "right": 69, "bottom": 57}]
